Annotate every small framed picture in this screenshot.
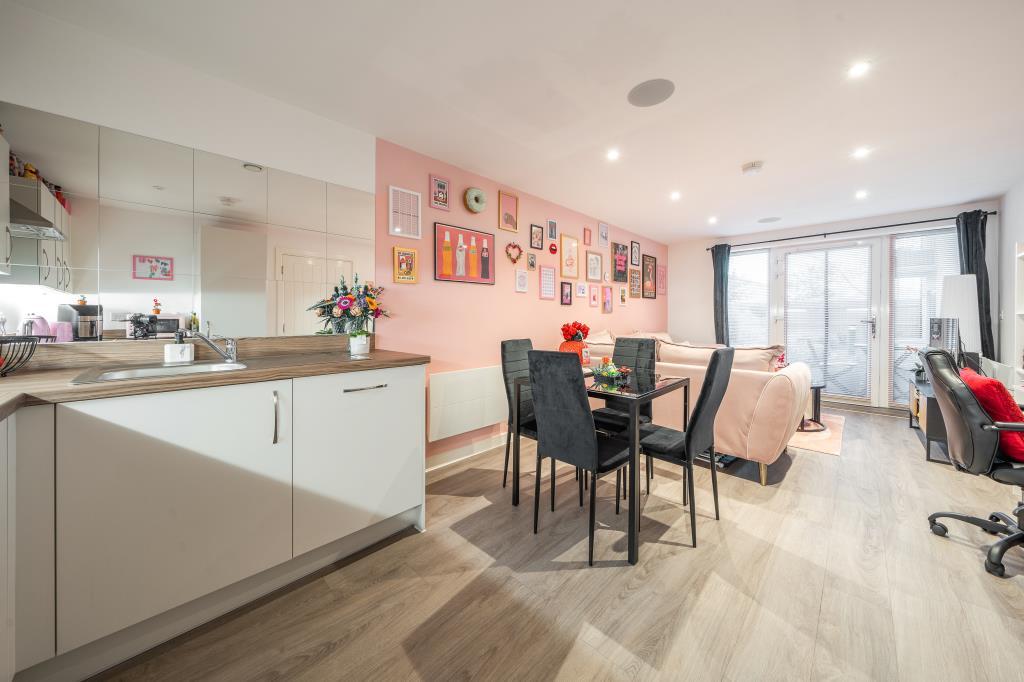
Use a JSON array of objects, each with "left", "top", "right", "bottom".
[
  {"left": 132, "top": 255, "right": 174, "bottom": 281},
  {"left": 589, "top": 284, "right": 599, "bottom": 307},
  {"left": 657, "top": 264, "right": 668, "bottom": 295},
  {"left": 560, "top": 234, "right": 579, "bottom": 279},
  {"left": 515, "top": 268, "right": 529, "bottom": 293},
  {"left": 611, "top": 242, "right": 629, "bottom": 282},
  {"left": 629, "top": 268, "right": 642, "bottom": 297},
  {"left": 642, "top": 254, "right": 657, "bottom": 299},
  {"left": 539, "top": 265, "right": 556, "bottom": 300},
  {"left": 498, "top": 191, "right": 518, "bottom": 232},
  {"left": 586, "top": 251, "right": 602, "bottom": 282},
  {"left": 527, "top": 253, "right": 537, "bottom": 270},
  {"left": 560, "top": 281, "right": 573, "bottom": 305},
  {"left": 392, "top": 246, "right": 418, "bottom": 283},
  {"left": 429, "top": 174, "right": 450, "bottom": 211},
  {"left": 630, "top": 240, "right": 641, "bottom": 267},
  {"left": 598, "top": 222, "right": 610, "bottom": 248},
  {"left": 576, "top": 282, "right": 587, "bottom": 297},
  {"left": 619, "top": 286, "right": 628, "bottom": 306},
  {"left": 583, "top": 226, "right": 592, "bottom": 245},
  {"left": 389, "top": 185, "right": 422, "bottom": 238},
  {"left": 547, "top": 219, "right": 557, "bottom": 240},
  {"left": 602, "top": 285, "right": 614, "bottom": 313},
  {"left": 530, "top": 223, "right": 544, "bottom": 250}
]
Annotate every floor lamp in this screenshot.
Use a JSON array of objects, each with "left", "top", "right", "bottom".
[{"left": 939, "top": 274, "right": 982, "bottom": 369}]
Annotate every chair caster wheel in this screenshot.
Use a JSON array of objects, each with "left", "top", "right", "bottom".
[
  {"left": 930, "top": 522, "right": 948, "bottom": 537},
  {"left": 985, "top": 559, "right": 1005, "bottom": 577},
  {"left": 984, "top": 514, "right": 1002, "bottom": 535}
]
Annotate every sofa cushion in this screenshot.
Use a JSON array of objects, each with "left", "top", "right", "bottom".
[
  {"left": 624, "top": 331, "right": 675, "bottom": 343},
  {"left": 659, "top": 341, "right": 716, "bottom": 366},
  {"left": 659, "top": 341, "right": 782, "bottom": 372},
  {"left": 960, "top": 368, "right": 1024, "bottom": 462},
  {"left": 733, "top": 345, "right": 785, "bottom": 371}
]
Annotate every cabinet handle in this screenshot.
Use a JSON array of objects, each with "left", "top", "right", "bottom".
[
  {"left": 272, "top": 390, "right": 280, "bottom": 444},
  {"left": 343, "top": 383, "right": 388, "bottom": 393}
]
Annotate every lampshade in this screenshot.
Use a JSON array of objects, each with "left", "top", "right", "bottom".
[{"left": 939, "top": 274, "right": 982, "bottom": 353}]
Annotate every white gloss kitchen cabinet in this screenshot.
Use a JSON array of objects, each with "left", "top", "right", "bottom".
[
  {"left": 1, "top": 417, "right": 12, "bottom": 682},
  {"left": 293, "top": 366, "right": 426, "bottom": 555},
  {"left": 55, "top": 381, "right": 294, "bottom": 654}
]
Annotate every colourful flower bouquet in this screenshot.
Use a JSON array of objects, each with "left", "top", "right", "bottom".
[
  {"left": 593, "top": 356, "right": 631, "bottom": 386},
  {"left": 308, "top": 275, "right": 389, "bottom": 336},
  {"left": 560, "top": 321, "right": 590, "bottom": 342},
  {"left": 559, "top": 321, "right": 591, "bottom": 365}
]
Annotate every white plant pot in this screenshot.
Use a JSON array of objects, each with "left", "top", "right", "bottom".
[{"left": 349, "top": 334, "right": 370, "bottom": 355}]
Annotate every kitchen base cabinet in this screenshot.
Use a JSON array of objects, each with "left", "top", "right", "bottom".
[
  {"left": 55, "top": 381, "right": 293, "bottom": 654},
  {"left": 293, "top": 366, "right": 425, "bottom": 556},
  {"left": 1, "top": 417, "right": 11, "bottom": 682}
]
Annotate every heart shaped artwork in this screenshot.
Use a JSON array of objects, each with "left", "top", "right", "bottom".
[{"left": 505, "top": 242, "right": 523, "bottom": 264}]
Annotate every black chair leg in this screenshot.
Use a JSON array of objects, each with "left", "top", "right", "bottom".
[
  {"left": 709, "top": 448, "right": 720, "bottom": 521},
  {"left": 646, "top": 454, "right": 652, "bottom": 495},
  {"left": 550, "top": 457, "right": 556, "bottom": 512},
  {"left": 686, "top": 459, "right": 697, "bottom": 548},
  {"left": 682, "top": 464, "right": 688, "bottom": 507},
  {"left": 615, "top": 469, "right": 621, "bottom": 515},
  {"left": 575, "top": 467, "right": 579, "bottom": 480},
  {"left": 533, "top": 453, "right": 542, "bottom": 534},
  {"left": 578, "top": 471, "right": 584, "bottom": 507},
  {"left": 589, "top": 471, "right": 597, "bottom": 566},
  {"left": 584, "top": 472, "right": 588, "bottom": 490},
  {"left": 502, "top": 430, "right": 512, "bottom": 488},
  {"left": 986, "top": 531, "right": 1024, "bottom": 577}
]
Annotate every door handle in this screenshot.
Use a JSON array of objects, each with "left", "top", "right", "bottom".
[
  {"left": 860, "top": 317, "right": 877, "bottom": 339},
  {"left": 272, "top": 390, "right": 280, "bottom": 444},
  {"left": 342, "top": 383, "right": 388, "bottom": 393}
]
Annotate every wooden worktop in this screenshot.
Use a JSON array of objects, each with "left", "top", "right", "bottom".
[{"left": 0, "top": 349, "right": 430, "bottom": 421}]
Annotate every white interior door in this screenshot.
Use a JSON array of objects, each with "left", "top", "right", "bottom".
[
  {"left": 778, "top": 239, "right": 884, "bottom": 405},
  {"left": 277, "top": 253, "right": 325, "bottom": 336}
]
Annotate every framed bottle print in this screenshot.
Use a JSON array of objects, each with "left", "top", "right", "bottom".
[
  {"left": 642, "top": 254, "right": 657, "bottom": 298},
  {"left": 560, "top": 234, "right": 579, "bottom": 278}
]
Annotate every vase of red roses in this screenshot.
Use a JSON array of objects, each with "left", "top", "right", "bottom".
[{"left": 559, "top": 321, "right": 590, "bottom": 366}]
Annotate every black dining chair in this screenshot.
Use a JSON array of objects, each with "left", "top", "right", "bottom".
[
  {"left": 500, "top": 339, "right": 537, "bottom": 489},
  {"left": 529, "top": 350, "right": 631, "bottom": 565},
  {"left": 631, "top": 347, "right": 734, "bottom": 547},
  {"left": 592, "top": 337, "right": 657, "bottom": 492},
  {"left": 920, "top": 348, "right": 1024, "bottom": 577}
]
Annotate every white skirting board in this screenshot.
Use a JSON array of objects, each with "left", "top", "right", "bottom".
[
  {"left": 16, "top": 507, "right": 422, "bottom": 682},
  {"left": 425, "top": 432, "right": 507, "bottom": 472},
  {"left": 427, "top": 365, "right": 506, "bottom": 442}
]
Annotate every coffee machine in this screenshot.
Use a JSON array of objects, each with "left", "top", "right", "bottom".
[{"left": 58, "top": 304, "right": 104, "bottom": 341}]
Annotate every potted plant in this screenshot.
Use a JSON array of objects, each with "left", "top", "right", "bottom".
[
  {"left": 152, "top": 298, "right": 162, "bottom": 315},
  {"left": 559, "top": 321, "right": 590, "bottom": 366},
  {"left": 307, "top": 275, "right": 388, "bottom": 355}
]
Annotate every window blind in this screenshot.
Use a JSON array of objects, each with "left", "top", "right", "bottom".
[
  {"left": 727, "top": 250, "right": 771, "bottom": 346},
  {"left": 888, "top": 227, "right": 960, "bottom": 404}
]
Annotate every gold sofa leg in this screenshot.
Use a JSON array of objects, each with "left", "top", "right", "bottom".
[{"left": 758, "top": 462, "right": 768, "bottom": 486}]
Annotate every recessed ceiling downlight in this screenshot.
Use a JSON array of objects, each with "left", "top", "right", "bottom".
[
  {"left": 627, "top": 78, "right": 675, "bottom": 107},
  {"left": 757, "top": 217, "right": 781, "bottom": 224},
  {"left": 243, "top": 163, "right": 264, "bottom": 173},
  {"left": 669, "top": 191, "right": 681, "bottom": 201},
  {"left": 708, "top": 216, "right": 718, "bottom": 225},
  {"left": 605, "top": 148, "right": 621, "bottom": 161}
]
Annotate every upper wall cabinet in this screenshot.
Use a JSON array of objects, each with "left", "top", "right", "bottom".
[
  {"left": 99, "top": 128, "right": 193, "bottom": 211},
  {"left": 268, "top": 169, "right": 326, "bottom": 232},
  {"left": 0, "top": 102, "right": 99, "bottom": 198},
  {"left": 326, "top": 183, "right": 374, "bottom": 240},
  {"left": 194, "top": 150, "right": 268, "bottom": 223}
]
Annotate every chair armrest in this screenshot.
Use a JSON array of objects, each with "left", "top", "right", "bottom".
[{"left": 982, "top": 422, "right": 1024, "bottom": 432}]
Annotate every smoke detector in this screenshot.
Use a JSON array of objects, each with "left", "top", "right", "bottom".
[{"left": 741, "top": 161, "right": 764, "bottom": 175}]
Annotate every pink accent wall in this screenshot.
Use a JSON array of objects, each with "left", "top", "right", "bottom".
[{"left": 374, "top": 139, "right": 668, "bottom": 457}]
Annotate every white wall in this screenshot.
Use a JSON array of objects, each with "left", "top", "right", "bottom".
[
  {"left": 0, "top": 1, "right": 375, "bottom": 193},
  {"left": 668, "top": 200, "right": 1002, "bottom": 349},
  {"left": 998, "top": 178, "right": 1024, "bottom": 365}
]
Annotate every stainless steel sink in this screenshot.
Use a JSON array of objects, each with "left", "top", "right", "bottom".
[{"left": 72, "top": 361, "right": 248, "bottom": 384}]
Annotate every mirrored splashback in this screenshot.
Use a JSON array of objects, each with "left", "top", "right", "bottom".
[{"left": 0, "top": 100, "right": 375, "bottom": 342}]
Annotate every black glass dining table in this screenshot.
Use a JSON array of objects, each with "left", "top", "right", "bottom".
[{"left": 512, "top": 368, "right": 689, "bottom": 565}]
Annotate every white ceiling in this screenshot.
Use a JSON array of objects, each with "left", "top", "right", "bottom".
[{"left": 16, "top": 0, "right": 1024, "bottom": 243}]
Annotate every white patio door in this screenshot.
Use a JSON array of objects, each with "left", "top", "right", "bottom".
[{"left": 778, "top": 240, "right": 886, "bottom": 405}]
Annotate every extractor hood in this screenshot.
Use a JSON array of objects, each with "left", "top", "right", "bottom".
[{"left": 9, "top": 198, "right": 65, "bottom": 241}]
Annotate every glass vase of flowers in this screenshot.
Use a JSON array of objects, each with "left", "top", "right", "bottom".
[
  {"left": 307, "top": 275, "right": 388, "bottom": 355},
  {"left": 558, "top": 320, "right": 590, "bottom": 366}
]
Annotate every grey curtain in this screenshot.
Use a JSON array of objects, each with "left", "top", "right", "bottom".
[
  {"left": 955, "top": 210, "right": 995, "bottom": 359},
  {"left": 711, "top": 244, "right": 731, "bottom": 345}
]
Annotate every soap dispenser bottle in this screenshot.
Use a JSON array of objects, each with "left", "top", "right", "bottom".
[{"left": 164, "top": 330, "right": 195, "bottom": 364}]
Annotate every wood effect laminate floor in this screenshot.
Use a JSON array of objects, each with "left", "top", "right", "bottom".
[{"left": 100, "top": 409, "right": 1024, "bottom": 681}]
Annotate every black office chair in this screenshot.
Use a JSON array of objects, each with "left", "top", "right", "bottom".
[
  {"left": 528, "top": 350, "right": 631, "bottom": 565},
  {"left": 500, "top": 339, "right": 537, "bottom": 489},
  {"left": 629, "top": 348, "right": 733, "bottom": 547},
  {"left": 592, "top": 337, "right": 657, "bottom": 493},
  {"left": 920, "top": 348, "right": 1024, "bottom": 577}
]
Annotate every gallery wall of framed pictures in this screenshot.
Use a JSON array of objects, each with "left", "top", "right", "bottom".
[{"left": 381, "top": 148, "right": 668, "bottom": 329}]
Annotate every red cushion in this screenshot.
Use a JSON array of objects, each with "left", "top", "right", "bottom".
[{"left": 959, "top": 368, "right": 1024, "bottom": 462}]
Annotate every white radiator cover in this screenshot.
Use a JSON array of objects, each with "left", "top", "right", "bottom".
[{"left": 428, "top": 365, "right": 507, "bottom": 442}]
